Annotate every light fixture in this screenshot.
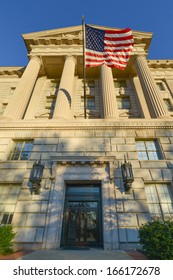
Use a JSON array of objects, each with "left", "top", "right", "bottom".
[
  {"left": 121, "top": 156, "right": 134, "bottom": 194},
  {"left": 29, "top": 156, "right": 44, "bottom": 194}
]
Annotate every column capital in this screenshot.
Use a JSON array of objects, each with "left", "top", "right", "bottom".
[
  {"left": 64, "top": 55, "right": 77, "bottom": 65},
  {"left": 29, "top": 55, "right": 42, "bottom": 66}
]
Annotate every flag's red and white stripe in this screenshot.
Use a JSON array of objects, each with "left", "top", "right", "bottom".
[{"left": 85, "top": 26, "right": 134, "bottom": 70}]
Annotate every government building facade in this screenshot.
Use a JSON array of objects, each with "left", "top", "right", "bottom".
[{"left": 0, "top": 25, "right": 173, "bottom": 251}]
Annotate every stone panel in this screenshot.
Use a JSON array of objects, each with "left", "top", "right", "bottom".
[
  {"left": 150, "top": 169, "right": 163, "bottom": 180},
  {"left": 26, "top": 214, "right": 46, "bottom": 227},
  {"left": 126, "top": 152, "right": 138, "bottom": 160},
  {"left": 133, "top": 169, "right": 151, "bottom": 180},
  {"left": 117, "top": 213, "right": 138, "bottom": 227},
  {"left": 116, "top": 201, "right": 124, "bottom": 212},
  {"left": 111, "top": 138, "right": 125, "bottom": 144},
  {"left": 159, "top": 137, "right": 170, "bottom": 144},
  {"left": 162, "top": 144, "right": 173, "bottom": 151},
  {"left": 18, "top": 189, "right": 32, "bottom": 201},
  {"left": 132, "top": 178, "right": 144, "bottom": 189},
  {"left": 117, "top": 144, "right": 136, "bottom": 152},
  {"left": 15, "top": 228, "right": 36, "bottom": 242},
  {"left": 127, "top": 228, "right": 139, "bottom": 242},
  {"left": 35, "top": 228, "right": 44, "bottom": 242},
  {"left": 140, "top": 161, "right": 167, "bottom": 169},
  {"left": 162, "top": 169, "right": 172, "bottom": 181},
  {"left": 12, "top": 213, "right": 27, "bottom": 226},
  {"left": 133, "top": 189, "right": 147, "bottom": 200},
  {"left": 124, "top": 200, "right": 148, "bottom": 213},
  {"left": 138, "top": 213, "right": 151, "bottom": 226},
  {"left": 125, "top": 138, "right": 136, "bottom": 144},
  {"left": 136, "top": 130, "right": 155, "bottom": 138},
  {"left": 95, "top": 131, "right": 115, "bottom": 137},
  {"left": 156, "top": 130, "right": 173, "bottom": 137},
  {"left": 118, "top": 228, "right": 127, "bottom": 242},
  {"left": 15, "top": 201, "right": 41, "bottom": 212},
  {"left": 164, "top": 152, "right": 173, "bottom": 159}
]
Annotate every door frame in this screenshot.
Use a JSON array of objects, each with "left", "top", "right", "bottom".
[{"left": 61, "top": 183, "right": 103, "bottom": 248}]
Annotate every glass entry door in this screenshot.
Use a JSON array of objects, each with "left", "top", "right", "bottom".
[{"left": 61, "top": 184, "right": 102, "bottom": 247}]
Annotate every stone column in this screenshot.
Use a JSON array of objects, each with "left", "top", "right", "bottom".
[
  {"left": 53, "top": 55, "right": 76, "bottom": 119},
  {"left": 135, "top": 56, "right": 167, "bottom": 118},
  {"left": 2, "top": 56, "right": 41, "bottom": 119},
  {"left": 100, "top": 65, "right": 118, "bottom": 118}
]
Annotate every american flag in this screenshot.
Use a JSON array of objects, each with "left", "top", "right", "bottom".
[{"left": 85, "top": 24, "right": 134, "bottom": 70}]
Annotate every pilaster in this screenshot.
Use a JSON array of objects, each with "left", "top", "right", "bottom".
[{"left": 133, "top": 77, "right": 151, "bottom": 119}]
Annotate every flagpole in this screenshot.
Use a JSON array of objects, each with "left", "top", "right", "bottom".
[{"left": 82, "top": 15, "right": 87, "bottom": 119}]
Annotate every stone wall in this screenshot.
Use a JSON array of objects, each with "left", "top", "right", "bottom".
[{"left": 0, "top": 127, "right": 172, "bottom": 249}]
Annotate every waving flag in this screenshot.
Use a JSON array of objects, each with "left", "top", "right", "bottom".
[{"left": 85, "top": 24, "right": 134, "bottom": 70}]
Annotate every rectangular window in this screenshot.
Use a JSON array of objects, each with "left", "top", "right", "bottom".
[
  {"left": 45, "top": 96, "right": 56, "bottom": 116},
  {"left": 156, "top": 81, "right": 165, "bottom": 91},
  {"left": 1, "top": 213, "right": 13, "bottom": 225},
  {"left": 0, "top": 184, "right": 21, "bottom": 225},
  {"left": 9, "top": 140, "right": 33, "bottom": 160},
  {"left": 117, "top": 97, "right": 131, "bottom": 109},
  {"left": 81, "top": 96, "right": 95, "bottom": 110},
  {"left": 114, "top": 80, "right": 126, "bottom": 88},
  {"left": 136, "top": 139, "right": 162, "bottom": 160},
  {"left": 145, "top": 184, "right": 173, "bottom": 219},
  {"left": 163, "top": 99, "right": 173, "bottom": 112},
  {"left": 82, "top": 80, "right": 95, "bottom": 88}
]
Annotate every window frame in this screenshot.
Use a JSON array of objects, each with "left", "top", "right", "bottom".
[
  {"left": 117, "top": 96, "right": 131, "bottom": 109},
  {"left": 135, "top": 139, "right": 163, "bottom": 160},
  {"left": 81, "top": 96, "right": 95, "bottom": 110},
  {"left": 0, "top": 184, "right": 21, "bottom": 225},
  {"left": 9, "top": 140, "right": 33, "bottom": 161},
  {"left": 145, "top": 183, "right": 173, "bottom": 220},
  {"left": 163, "top": 98, "right": 173, "bottom": 112}
]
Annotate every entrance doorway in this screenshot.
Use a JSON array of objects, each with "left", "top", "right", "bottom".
[{"left": 61, "top": 183, "right": 102, "bottom": 247}]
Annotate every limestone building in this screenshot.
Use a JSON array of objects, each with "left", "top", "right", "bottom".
[{"left": 0, "top": 25, "right": 173, "bottom": 250}]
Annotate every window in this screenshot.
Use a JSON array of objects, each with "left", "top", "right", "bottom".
[
  {"left": 114, "top": 80, "right": 126, "bottom": 88},
  {"left": 156, "top": 81, "right": 165, "bottom": 91},
  {"left": 164, "top": 99, "right": 173, "bottom": 112},
  {"left": 9, "top": 140, "right": 33, "bottom": 160},
  {"left": 0, "top": 184, "right": 21, "bottom": 225},
  {"left": 81, "top": 96, "right": 95, "bottom": 110},
  {"left": 82, "top": 80, "right": 95, "bottom": 88},
  {"left": 145, "top": 184, "right": 173, "bottom": 219},
  {"left": 45, "top": 96, "right": 56, "bottom": 117},
  {"left": 1, "top": 213, "right": 13, "bottom": 224},
  {"left": 0, "top": 102, "right": 7, "bottom": 116},
  {"left": 117, "top": 97, "right": 131, "bottom": 109},
  {"left": 136, "top": 139, "right": 162, "bottom": 160}
]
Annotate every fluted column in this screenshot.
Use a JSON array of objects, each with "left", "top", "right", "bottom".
[
  {"left": 135, "top": 56, "right": 167, "bottom": 118},
  {"left": 100, "top": 65, "right": 118, "bottom": 118},
  {"left": 53, "top": 55, "right": 76, "bottom": 119},
  {"left": 2, "top": 56, "right": 41, "bottom": 119}
]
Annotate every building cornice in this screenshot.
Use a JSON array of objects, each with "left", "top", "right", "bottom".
[
  {"left": 0, "top": 119, "right": 173, "bottom": 131},
  {"left": 0, "top": 67, "right": 24, "bottom": 77},
  {"left": 148, "top": 60, "right": 173, "bottom": 69}
]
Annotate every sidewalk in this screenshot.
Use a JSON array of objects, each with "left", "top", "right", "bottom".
[{"left": 0, "top": 249, "right": 148, "bottom": 260}]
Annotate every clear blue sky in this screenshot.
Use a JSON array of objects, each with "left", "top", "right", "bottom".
[{"left": 0, "top": 0, "right": 172, "bottom": 66}]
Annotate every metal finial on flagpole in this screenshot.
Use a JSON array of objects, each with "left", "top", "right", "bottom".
[{"left": 82, "top": 15, "right": 87, "bottom": 119}]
